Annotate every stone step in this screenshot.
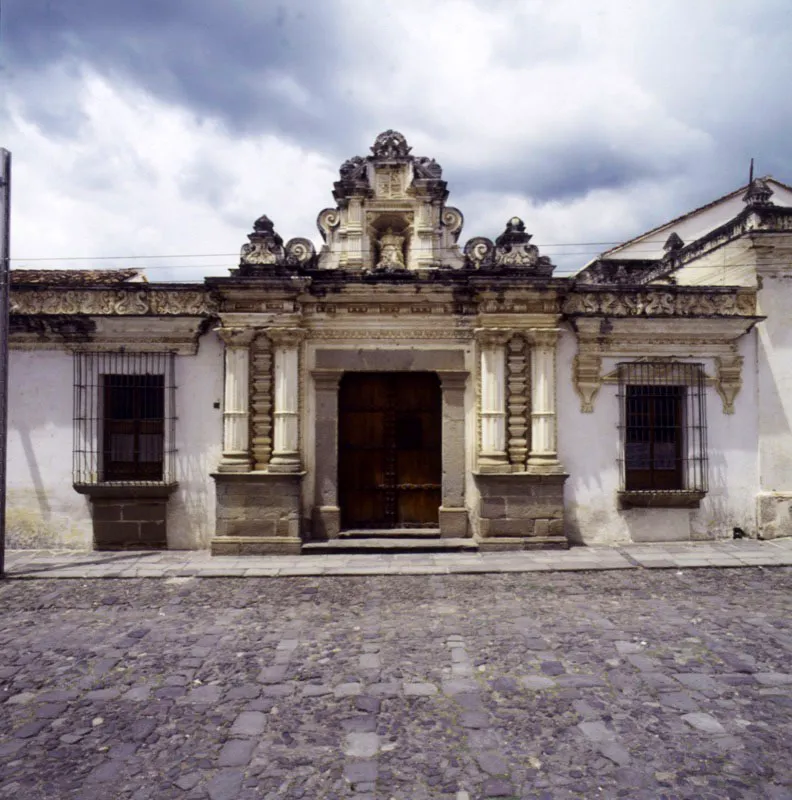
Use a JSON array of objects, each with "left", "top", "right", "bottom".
[
  {"left": 339, "top": 528, "right": 442, "bottom": 540},
  {"left": 302, "top": 537, "right": 479, "bottom": 555}
]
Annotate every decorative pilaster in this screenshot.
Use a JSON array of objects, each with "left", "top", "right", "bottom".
[
  {"left": 268, "top": 327, "right": 306, "bottom": 473},
  {"left": 476, "top": 329, "right": 510, "bottom": 473},
  {"left": 312, "top": 369, "right": 343, "bottom": 539},
  {"left": 438, "top": 371, "right": 469, "bottom": 537},
  {"left": 527, "top": 328, "right": 563, "bottom": 472},
  {"left": 573, "top": 350, "right": 602, "bottom": 413},
  {"left": 216, "top": 327, "right": 256, "bottom": 473},
  {"left": 250, "top": 332, "right": 273, "bottom": 470},
  {"left": 507, "top": 334, "right": 529, "bottom": 469}
]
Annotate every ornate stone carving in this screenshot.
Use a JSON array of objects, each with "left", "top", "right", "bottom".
[
  {"left": 474, "top": 328, "right": 513, "bottom": 347},
  {"left": 371, "top": 130, "right": 411, "bottom": 160},
  {"left": 375, "top": 228, "right": 406, "bottom": 270},
  {"left": 284, "top": 237, "right": 316, "bottom": 267},
  {"left": 339, "top": 155, "right": 367, "bottom": 181},
  {"left": 250, "top": 333, "right": 274, "bottom": 469},
  {"left": 240, "top": 215, "right": 286, "bottom": 267},
  {"left": 441, "top": 207, "right": 464, "bottom": 240},
  {"left": 215, "top": 327, "right": 256, "bottom": 348},
  {"left": 10, "top": 288, "right": 217, "bottom": 317},
  {"left": 493, "top": 218, "right": 553, "bottom": 273},
  {"left": 413, "top": 156, "right": 443, "bottom": 179},
  {"left": 563, "top": 290, "right": 757, "bottom": 317},
  {"left": 266, "top": 327, "right": 307, "bottom": 347},
  {"left": 742, "top": 177, "right": 774, "bottom": 207},
  {"left": 573, "top": 353, "right": 603, "bottom": 413},
  {"left": 507, "top": 334, "right": 529, "bottom": 468},
  {"left": 715, "top": 353, "right": 744, "bottom": 414},
  {"left": 316, "top": 208, "right": 341, "bottom": 242},
  {"left": 463, "top": 237, "right": 495, "bottom": 269}
]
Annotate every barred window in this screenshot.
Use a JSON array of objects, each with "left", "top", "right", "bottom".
[
  {"left": 73, "top": 352, "right": 177, "bottom": 485},
  {"left": 617, "top": 362, "right": 707, "bottom": 495}
]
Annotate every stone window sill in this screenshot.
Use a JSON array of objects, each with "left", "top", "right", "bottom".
[
  {"left": 619, "top": 490, "right": 705, "bottom": 509},
  {"left": 73, "top": 482, "right": 179, "bottom": 500}
]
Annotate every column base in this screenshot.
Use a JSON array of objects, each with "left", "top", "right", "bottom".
[
  {"left": 269, "top": 452, "right": 303, "bottom": 473},
  {"left": 477, "top": 453, "right": 512, "bottom": 474},
  {"left": 526, "top": 455, "right": 566, "bottom": 474},
  {"left": 216, "top": 456, "right": 253, "bottom": 473},
  {"left": 312, "top": 506, "right": 341, "bottom": 540},
  {"left": 439, "top": 507, "right": 469, "bottom": 538}
]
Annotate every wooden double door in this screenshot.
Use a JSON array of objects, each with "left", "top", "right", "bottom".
[{"left": 339, "top": 372, "right": 442, "bottom": 529}]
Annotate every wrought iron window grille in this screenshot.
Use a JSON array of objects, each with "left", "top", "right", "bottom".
[
  {"left": 617, "top": 361, "right": 708, "bottom": 496},
  {"left": 73, "top": 351, "right": 177, "bottom": 486}
]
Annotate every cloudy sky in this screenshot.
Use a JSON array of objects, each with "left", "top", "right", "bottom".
[{"left": 3, "top": 0, "right": 791, "bottom": 279}]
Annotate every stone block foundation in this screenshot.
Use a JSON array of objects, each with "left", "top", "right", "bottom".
[
  {"left": 475, "top": 472, "right": 568, "bottom": 550},
  {"left": 211, "top": 472, "right": 303, "bottom": 555},
  {"left": 74, "top": 483, "right": 177, "bottom": 550}
]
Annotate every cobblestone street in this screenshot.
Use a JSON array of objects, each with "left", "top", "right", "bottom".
[{"left": 1, "top": 569, "right": 791, "bottom": 800}]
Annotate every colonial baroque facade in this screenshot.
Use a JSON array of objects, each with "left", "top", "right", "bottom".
[{"left": 8, "top": 132, "right": 792, "bottom": 552}]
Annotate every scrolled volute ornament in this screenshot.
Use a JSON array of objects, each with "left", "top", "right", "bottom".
[
  {"left": 285, "top": 237, "right": 316, "bottom": 267},
  {"left": 463, "top": 237, "right": 494, "bottom": 269},
  {"left": 441, "top": 207, "right": 464, "bottom": 240},
  {"left": 316, "top": 208, "right": 341, "bottom": 242}
]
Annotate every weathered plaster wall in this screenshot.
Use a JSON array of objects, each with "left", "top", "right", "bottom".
[
  {"left": 558, "top": 327, "right": 758, "bottom": 544},
  {"left": 8, "top": 350, "right": 93, "bottom": 548},
  {"left": 167, "top": 332, "right": 224, "bottom": 549},
  {"left": 756, "top": 269, "right": 792, "bottom": 538},
  {"left": 7, "top": 334, "right": 224, "bottom": 551}
]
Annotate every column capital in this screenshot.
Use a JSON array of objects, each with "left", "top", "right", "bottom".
[
  {"left": 267, "top": 327, "right": 307, "bottom": 347},
  {"left": 215, "top": 326, "right": 256, "bottom": 348},
  {"left": 474, "top": 328, "right": 513, "bottom": 347},
  {"left": 527, "top": 328, "right": 560, "bottom": 348}
]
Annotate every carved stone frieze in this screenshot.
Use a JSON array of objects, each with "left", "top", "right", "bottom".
[
  {"left": 564, "top": 290, "right": 757, "bottom": 317},
  {"left": 10, "top": 288, "right": 217, "bottom": 317},
  {"left": 507, "top": 335, "right": 529, "bottom": 468}
]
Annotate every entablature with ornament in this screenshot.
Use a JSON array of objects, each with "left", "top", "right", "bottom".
[{"left": 571, "top": 315, "right": 758, "bottom": 415}]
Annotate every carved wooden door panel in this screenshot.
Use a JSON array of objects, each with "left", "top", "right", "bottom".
[{"left": 339, "top": 372, "right": 441, "bottom": 529}]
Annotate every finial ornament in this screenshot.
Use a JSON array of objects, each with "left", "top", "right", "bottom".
[
  {"left": 742, "top": 177, "right": 774, "bottom": 207},
  {"left": 371, "top": 130, "right": 411, "bottom": 160}
]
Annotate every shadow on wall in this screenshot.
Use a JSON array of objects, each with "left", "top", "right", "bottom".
[
  {"left": 167, "top": 447, "right": 221, "bottom": 550},
  {"left": 7, "top": 423, "right": 91, "bottom": 549}
]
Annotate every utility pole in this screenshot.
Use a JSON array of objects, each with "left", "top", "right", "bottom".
[{"left": 0, "top": 149, "right": 10, "bottom": 577}]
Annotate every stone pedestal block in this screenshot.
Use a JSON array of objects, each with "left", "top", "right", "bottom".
[
  {"left": 211, "top": 472, "right": 303, "bottom": 555},
  {"left": 439, "top": 506, "right": 468, "bottom": 538},
  {"left": 74, "top": 483, "right": 177, "bottom": 550},
  {"left": 474, "top": 472, "right": 568, "bottom": 550}
]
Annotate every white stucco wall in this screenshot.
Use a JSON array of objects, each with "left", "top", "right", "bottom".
[
  {"left": 756, "top": 269, "right": 792, "bottom": 537},
  {"left": 8, "top": 350, "right": 94, "bottom": 548},
  {"left": 558, "top": 327, "right": 759, "bottom": 544},
  {"left": 7, "top": 334, "right": 224, "bottom": 551},
  {"left": 168, "top": 332, "right": 224, "bottom": 549}
]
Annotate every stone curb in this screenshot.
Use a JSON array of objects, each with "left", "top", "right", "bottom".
[{"left": 2, "top": 539, "right": 791, "bottom": 579}]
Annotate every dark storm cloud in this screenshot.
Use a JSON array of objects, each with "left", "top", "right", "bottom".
[{"left": 3, "top": 0, "right": 357, "bottom": 148}]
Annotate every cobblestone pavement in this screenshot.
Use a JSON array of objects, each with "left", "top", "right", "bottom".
[{"left": 1, "top": 569, "right": 791, "bottom": 800}]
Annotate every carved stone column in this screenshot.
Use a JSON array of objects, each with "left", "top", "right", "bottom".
[
  {"left": 216, "top": 327, "right": 256, "bottom": 473},
  {"left": 438, "top": 371, "right": 469, "bottom": 537},
  {"left": 527, "top": 328, "right": 563, "bottom": 472},
  {"left": 507, "top": 334, "right": 529, "bottom": 469},
  {"left": 476, "top": 329, "right": 510, "bottom": 473},
  {"left": 312, "top": 369, "right": 343, "bottom": 539},
  {"left": 268, "top": 327, "right": 305, "bottom": 473}
]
